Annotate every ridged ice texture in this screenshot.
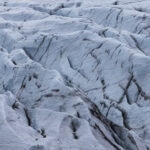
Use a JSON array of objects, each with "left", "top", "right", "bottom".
[{"left": 0, "top": 0, "right": 150, "bottom": 150}]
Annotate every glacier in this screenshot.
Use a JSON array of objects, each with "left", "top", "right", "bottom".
[{"left": 0, "top": 0, "right": 150, "bottom": 149}]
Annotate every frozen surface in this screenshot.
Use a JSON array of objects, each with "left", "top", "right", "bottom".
[{"left": 0, "top": 0, "right": 150, "bottom": 149}]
